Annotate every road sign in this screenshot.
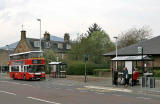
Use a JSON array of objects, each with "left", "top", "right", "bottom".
[{"left": 138, "top": 47, "right": 143, "bottom": 54}]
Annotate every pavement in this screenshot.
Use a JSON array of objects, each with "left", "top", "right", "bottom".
[{"left": 48, "top": 75, "right": 160, "bottom": 96}]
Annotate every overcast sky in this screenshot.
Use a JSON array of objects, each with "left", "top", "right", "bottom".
[{"left": 0, "top": 0, "right": 160, "bottom": 46}]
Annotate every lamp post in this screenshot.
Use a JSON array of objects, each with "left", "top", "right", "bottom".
[
  {"left": 6, "top": 45, "right": 10, "bottom": 73},
  {"left": 6, "top": 45, "right": 10, "bottom": 61},
  {"left": 37, "top": 19, "right": 42, "bottom": 51},
  {"left": 0, "top": 42, "right": 2, "bottom": 73},
  {"left": 114, "top": 36, "right": 118, "bottom": 70}
]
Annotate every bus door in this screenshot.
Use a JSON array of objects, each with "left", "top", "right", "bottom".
[
  {"left": 18, "top": 65, "right": 23, "bottom": 79},
  {"left": 23, "top": 65, "right": 29, "bottom": 79},
  {"left": 24, "top": 65, "right": 29, "bottom": 73},
  {"left": 10, "top": 65, "right": 20, "bottom": 79}
]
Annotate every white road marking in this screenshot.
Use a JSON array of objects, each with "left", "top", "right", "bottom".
[
  {"left": 0, "top": 81, "right": 10, "bottom": 83},
  {"left": 59, "top": 83, "right": 64, "bottom": 85},
  {"left": 65, "top": 89, "right": 73, "bottom": 91},
  {"left": 27, "top": 97, "right": 61, "bottom": 104},
  {"left": 0, "top": 81, "right": 33, "bottom": 87},
  {"left": 21, "top": 84, "right": 33, "bottom": 86},
  {"left": 136, "top": 97, "right": 152, "bottom": 100},
  {"left": 67, "top": 84, "right": 73, "bottom": 86},
  {"left": 95, "top": 92, "right": 105, "bottom": 95},
  {"left": 0, "top": 91, "right": 16, "bottom": 95},
  {"left": 84, "top": 86, "right": 132, "bottom": 93},
  {"left": 80, "top": 91, "right": 88, "bottom": 93},
  {"left": 112, "top": 94, "right": 123, "bottom": 96}
]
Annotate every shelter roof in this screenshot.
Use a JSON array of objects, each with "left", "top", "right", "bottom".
[{"left": 111, "top": 55, "right": 152, "bottom": 61}]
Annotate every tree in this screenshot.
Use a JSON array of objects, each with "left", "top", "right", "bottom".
[
  {"left": 43, "top": 50, "right": 56, "bottom": 73},
  {"left": 69, "top": 31, "right": 115, "bottom": 63},
  {"left": 117, "top": 26, "right": 152, "bottom": 48},
  {"left": 89, "top": 31, "right": 115, "bottom": 63},
  {"left": 87, "top": 23, "right": 102, "bottom": 37}
]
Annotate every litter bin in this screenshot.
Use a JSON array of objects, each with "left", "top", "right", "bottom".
[
  {"left": 149, "top": 77, "right": 155, "bottom": 88},
  {"left": 142, "top": 77, "right": 155, "bottom": 88},
  {"left": 142, "top": 76, "right": 148, "bottom": 87}
]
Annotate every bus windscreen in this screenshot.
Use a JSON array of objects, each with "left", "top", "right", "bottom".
[{"left": 28, "top": 65, "right": 45, "bottom": 73}]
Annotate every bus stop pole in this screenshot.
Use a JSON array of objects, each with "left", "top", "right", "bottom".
[{"left": 85, "top": 61, "right": 87, "bottom": 83}]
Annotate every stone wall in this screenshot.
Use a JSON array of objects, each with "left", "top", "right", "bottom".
[{"left": 0, "top": 50, "right": 9, "bottom": 66}]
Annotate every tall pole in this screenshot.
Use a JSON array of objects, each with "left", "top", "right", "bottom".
[
  {"left": 84, "top": 54, "right": 88, "bottom": 83},
  {"left": 0, "top": 41, "right": 2, "bottom": 73},
  {"left": 85, "top": 61, "right": 87, "bottom": 83},
  {"left": 37, "top": 19, "right": 41, "bottom": 51},
  {"left": 114, "top": 37, "right": 118, "bottom": 70},
  {"left": 6, "top": 45, "right": 10, "bottom": 61},
  {"left": 6, "top": 45, "right": 10, "bottom": 73}
]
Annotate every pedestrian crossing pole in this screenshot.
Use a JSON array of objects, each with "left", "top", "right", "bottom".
[{"left": 84, "top": 54, "right": 88, "bottom": 83}]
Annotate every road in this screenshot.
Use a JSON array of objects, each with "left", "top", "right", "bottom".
[{"left": 0, "top": 76, "right": 160, "bottom": 104}]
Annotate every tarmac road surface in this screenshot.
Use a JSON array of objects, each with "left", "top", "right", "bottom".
[{"left": 0, "top": 80, "right": 160, "bottom": 104}]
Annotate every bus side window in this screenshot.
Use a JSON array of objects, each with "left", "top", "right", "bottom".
[
  {"left": 11, "top": 66, "right": 19, "bottom": 72},
  {"left": 24, "top": 66, "right": 28, "bottom": 72},
  {"left": 21, "top": 65, "right": 24, "bottom": 72}
]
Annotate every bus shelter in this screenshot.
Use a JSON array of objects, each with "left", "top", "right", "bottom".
[
  {"left": 111, "top": 55, "right": 154, "bottom": 86},
  {"left": 49, "top": 62, "right": 67, "bottom": 78}
]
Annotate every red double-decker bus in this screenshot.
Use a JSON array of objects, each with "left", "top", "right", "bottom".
[{"left": 9, "top": 51, "right": 46, "bottom": 80}]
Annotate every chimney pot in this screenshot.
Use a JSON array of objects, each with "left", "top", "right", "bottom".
[
  {"left": 64, "top": 33, "right": 70, "bottom": 43},
  {"left": 44, "top": 31, "right": 50, "bottom": 41}
]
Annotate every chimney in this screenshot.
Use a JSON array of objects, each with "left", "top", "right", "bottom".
[
  {"left": 64, "top": 33, "right": 70, "bottom": 43},
  {"left": 44, "top": 31, "right": 50, "bottom": 41},
  {"left": 21, "top": 30, "right": 26, "bottom": 40}
]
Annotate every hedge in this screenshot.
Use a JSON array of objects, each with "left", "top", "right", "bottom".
[
  {"left": 66, "top": 61, "right": 108, "bottom": 75},
  {"left": 154, "top": 70, "right": 160, "bottom": 77}
]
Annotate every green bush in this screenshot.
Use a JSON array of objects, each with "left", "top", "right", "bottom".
[
  {"left": 93, "top": 69, "right": 111, "bottom": 76},
  {"left": 66, "top": 61, "right": 107, "bottom": 75}
]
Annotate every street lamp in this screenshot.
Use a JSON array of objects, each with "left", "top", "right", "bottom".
[
  {"left": 0, "top": 42, "right": 2, "bottom": 73},
  {"left": 114, "top": 36, "right": 118, "bottom": 70},
  {"left": 37, "top": 19, "right": 42, "bottom": 51},
  {"left": 6, "top": 45, "right": 10, "bottom": 61},
  {"left": 6, "top": 45, "right": 10, "bottom": 73}
]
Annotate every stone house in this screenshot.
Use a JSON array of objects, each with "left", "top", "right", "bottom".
[
  {"left": 0, "top": 49, "right": 12, "bottom": 71},
  {"left": 14, "top": 30, "right": 71, "bottom": 60}
]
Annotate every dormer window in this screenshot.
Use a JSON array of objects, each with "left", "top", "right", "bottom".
[
  {"left": 58, "top": 43, "right": 63, "bottom": 49},
  {"left": 66, "top": 44, "right": 71, "bottom": 49},
  {"left": 34, "top": 41, "right": 40, "bottom": 47},
  {"left": 45, "top": 42, "right": 50, "bottom": 48}
]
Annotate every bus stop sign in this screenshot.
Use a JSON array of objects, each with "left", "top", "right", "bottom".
[{"left": 138, "top": 47, "right": 142, "bottom": 54}]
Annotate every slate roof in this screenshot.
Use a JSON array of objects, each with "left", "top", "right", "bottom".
[
  {"left": 26, "top": 38, "right": 67, "bottom": 53},
  {"left": 104, "top": 35, "right": 160, "bottom": 56}
]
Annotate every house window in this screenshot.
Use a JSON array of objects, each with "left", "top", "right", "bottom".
[
  {"left": 62, "top": 53, "right": 64, "bottom": 59},
  {"left": 34, "top": 41, "right": 40, "bottom": 47},
  {"left": 58, "top": 43, "right": 63, "bottom": 49},
  {"left": 66, "top": 44, "right": 71, "bottom": 49},
  {"left": 45, "top": 42, "right": 50, "bottom": 48}
]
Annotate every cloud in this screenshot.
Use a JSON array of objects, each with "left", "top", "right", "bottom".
[{"left": 0, "top": 0, "right": 160, "bottom": 46}]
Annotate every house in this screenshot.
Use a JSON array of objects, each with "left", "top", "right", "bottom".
[
  {"left": 14, "top": 30, "right": 71, "bottom": 60},
  {"left": 103, "top": 35, "right": 160, "bottom": 67},
  {"left": 0, "top": 49, "right": 12, "bottom": 71}
]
